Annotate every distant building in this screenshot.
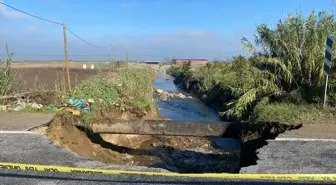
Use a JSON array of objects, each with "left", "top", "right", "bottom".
[{"left": 171, "top": 59, "right": 208, "bottom": 65}]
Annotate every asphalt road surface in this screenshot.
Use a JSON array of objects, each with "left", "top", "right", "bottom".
[
  {"left": 241, "top": 139, "right": 336, "bottom": 173},
  {"left": 0, "top": 133, "right": 335, "bottom": 185},
  {"left": 1, "top": 113, "right": 336, "bottom": 184}
]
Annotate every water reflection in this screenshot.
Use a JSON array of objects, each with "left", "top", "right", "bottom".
[{"left": 154, "top": 73, "right": 220, "bottom": 121}]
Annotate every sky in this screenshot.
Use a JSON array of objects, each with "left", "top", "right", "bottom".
[{"left": 0, "top": 0, "right": 335, "bottom": 61}]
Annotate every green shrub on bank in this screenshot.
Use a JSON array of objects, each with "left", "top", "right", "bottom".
[
  {"left": 65, "top": 67, "right": 154, "bottom": 126},
  {"left": 117, "top": 67, "right": 153, "bottom": 111},
  {"left": 66, "top": 67, "right": 153, "bottom": 112},
  {"left": 251, "top": 100, "right": 336, "bottom": 124},
  {"left": 66, "top": 74, "right": 119, "bottom": 108},
  {"left": 0, "top": 45, "right": 14, "bottom": 96},
  {"left": 167, "top": 11, "right": 336, "bottom": 123}
]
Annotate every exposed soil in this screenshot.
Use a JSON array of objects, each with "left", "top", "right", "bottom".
[
  {"left": 46, "top": 114, "right": 158, "bottom": 166},
  {"left": 1, "top": 67, "right": 113, "bottom": 105},
  {"left": 4, "top": 65, "right": 241, "bottom": 173},
  {"left": 45, "top": 109, "right": 240, "bottom": 173},
  {"left": 11, "top": 67, "right": 108, "bottom": 92}
]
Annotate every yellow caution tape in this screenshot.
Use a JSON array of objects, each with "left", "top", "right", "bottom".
[{"left": 0, "top": 162, "right": 336, "bottom": 182}]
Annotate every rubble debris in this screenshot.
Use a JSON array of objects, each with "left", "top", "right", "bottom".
[{"left": 154, "top": 88, "right": 192, "bottom": 101}]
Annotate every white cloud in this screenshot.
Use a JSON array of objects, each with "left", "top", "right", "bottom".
[
  {"left": 120, "top": 1, "right": 135, "bottom": 8},
  {"left": 0, "top": 0, "right": 26, "bottom": 19}
]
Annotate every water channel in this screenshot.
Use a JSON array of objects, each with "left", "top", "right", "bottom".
[
  {"left": 153, "top": 73, "right": 221, "bottom": 121},
  {"left": 152, "top": 73, "right": 241, "bottom": 173}
]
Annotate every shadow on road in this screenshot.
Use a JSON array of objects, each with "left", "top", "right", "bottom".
[{"left": 86, "top": 131, "right": 239, "bottom": 173}]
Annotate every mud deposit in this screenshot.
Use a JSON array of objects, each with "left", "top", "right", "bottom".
[{"left": 46, "top": 113, "right": 240, "bottom": 173}]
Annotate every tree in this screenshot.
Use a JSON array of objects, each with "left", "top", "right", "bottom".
[{"left": 224, "top": 11, "right": 336, "bottom": 118}]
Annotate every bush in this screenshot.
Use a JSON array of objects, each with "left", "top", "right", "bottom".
[
  {"left": 251, "top": 101, "right": 325, "bottom": 124},
  {"left": 116, "top": 67, "right": 153, "bottom": 111},
  {"left": 0, "top": 45, "right": 14, "bottom": 96},
  {"left": 66, "top": 74, "right": 119, "bottom": 108}
]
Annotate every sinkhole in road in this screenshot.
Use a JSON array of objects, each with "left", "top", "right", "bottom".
[
  {"left": 239, "top": 122, "right": 302, "bottom": 170},
  {"left": 43, "top": 72, "right": 302, "bottom": 174},
  {"left": 153, "top": 72, "right": 303, "bottom": 172},
  {"left": 46, "top": 113, "right": 241, "bottom": 173},
  {"left": 45, "top": 73, "right": 241, "bottom": 173}
]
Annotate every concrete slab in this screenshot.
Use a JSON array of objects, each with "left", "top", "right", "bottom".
[
  {"left": 0, "top": 112, "right": 54, "bottom": 131},
  {"left": 92, "top": 119, "right": 237, "bottom": 137}
]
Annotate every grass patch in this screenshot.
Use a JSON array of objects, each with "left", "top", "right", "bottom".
[
  {"left": 252, "top": 102, "right": 336, "bottom": 124},
  {"left": 56, "top": 67, "right": 155, "bottom": 127},
  {"left": 64, "top": 74, "right": 119, "bottom": 127},
  {"left": 0, "top": 45, "right": 16, "bottom": 96},
  {"left": 116, "top": 67, "right": 154, "bottom": 111},
  {"left": 20, "top": 105, "right": 65, "bottom": 114},
  {"left": 66, "top": 74, "right": 119, "bottom": 108}
]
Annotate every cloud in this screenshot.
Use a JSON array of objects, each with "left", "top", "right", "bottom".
[
  {"left": 120, "top": 1, "right": 135, "bottom": 8},
  {"left": 0, "top": 0, "right": 26, "bottom": 19}
]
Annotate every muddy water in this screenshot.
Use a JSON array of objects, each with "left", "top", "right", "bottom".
[
  {"left": 152, "top": 73, "right": 241, "bottom": 173},
  {"left": 154, "top": 73, "right": 221, "bottom": 121}
]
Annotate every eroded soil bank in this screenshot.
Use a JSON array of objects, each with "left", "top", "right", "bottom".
[
  {"left": 37, "top": 72, "right": 300, "bottom": 173},
  {"left": 46, "top": 110, "right": 240, "bottom": 173},
  {"left": 239, "top": 121, "right": 302, "bottom": 168}
]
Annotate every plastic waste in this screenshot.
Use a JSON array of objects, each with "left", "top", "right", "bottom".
[
  {"left": 45, "top": 99, "right": 93, "bottom": 115},
  {"left": 63, "top": 107, "right": 81, "bottom": 116},
  {"left": 31, "top": 103, "right": 43, "bottom": 110},
  {"left": 0, "top": 105, "right": 9, "bottom": 111},
  {"left": 47, "top": 105, "right": 58, "bottom": 111},
  {"left": 67, "top": 99, "right": 90, "bottom": 113}
]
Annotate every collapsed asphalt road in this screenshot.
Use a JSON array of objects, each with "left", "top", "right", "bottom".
[
  {"left": 1, "top": 112, "right": 336, "bottom": 184},
  {"left": 240, "top": 139, "right": 336, "bottom": 174},
  {"left": 0, "top": 133, "right": 335, "bottom": 185}
]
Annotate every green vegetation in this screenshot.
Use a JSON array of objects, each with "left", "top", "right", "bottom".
[
  {"left": 0, "top": 45, "right": 15, "bottom": 96},
  {"left": 0, "top": 46, "right": 153, "bottom": 128},
  {"left": 21, "top": 105, "right": 66, "bottom": 115},
  {"left": 117, "top": 67, "right": 153, "bottom": 111},
  {"left": 66, "top": 74, "right": 119, "bottom": 108},
  {"left": 64, "top": 67, "right": 154, "bottom": 126},
  {"left": 167, "top": 11, "right": 336, "bottom": 124}
]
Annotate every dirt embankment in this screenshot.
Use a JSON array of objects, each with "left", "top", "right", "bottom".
[
  {"left": 45, "top": 107, "right": 240, "bottom": 173},
  {"left": 1, "top": 67, "right": 107, "bottom": 105}
]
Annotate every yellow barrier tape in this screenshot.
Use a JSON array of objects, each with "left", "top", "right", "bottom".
[{"left": 1, "top": 162, "right": 336, "bottom": 182}]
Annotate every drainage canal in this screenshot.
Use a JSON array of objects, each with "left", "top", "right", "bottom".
[
  {"left": 46, "top": 72, "right": 301, "bottom": 174},
  {"left": 154, "top": 73, "right": 302, "bottom": 173}
]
